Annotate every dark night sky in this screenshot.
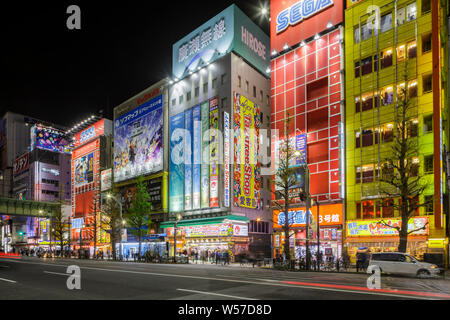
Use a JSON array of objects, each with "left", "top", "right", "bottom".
[{"left": 0, "top": 1, "right": 269, "bottom": 128}]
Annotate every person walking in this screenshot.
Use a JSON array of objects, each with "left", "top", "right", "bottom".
[{"left": 215, "top": 250, "right": 219, "bottom": 265}]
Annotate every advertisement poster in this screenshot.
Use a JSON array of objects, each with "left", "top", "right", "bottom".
[
  {"left": 209, "top": 98, "right": 219, "bottom": 208},
  {"left": 184, "top": 224, "right": 233, "bottom": 238},
  {"left": 169, "top": 113, "right": 185, "bottom": 212},
  {"left": 100, "top": 168, "right": 112, "bottom": 192},
  {"left": 114, "top": 95, "right": 163, "bottom": 183},
  {"left": 192, "top": 105, "right": 202, "bottom": 209},
  {"left": 184, "top": 108, "right": 193, "bottom": 210},
  {"left": 31, "top": 125, "right": 70, "bottom": 154},
  {"left": 273, "top": 204, "right": 343, "bottom": 228},
  {"left": 201, "top": 102, "right": 210, "bottom": 208},
  {"left": 224, "top": 112, "right": 230, "bottom": 207},
  {"left": 74, "top": 152, "right": 94, "bottom": 187},
  {"left": 233, "top": 93, "right": 260, "bottom": 209},
  {"left": 347, "top": 217, "right": 429, "bottom": 237}
]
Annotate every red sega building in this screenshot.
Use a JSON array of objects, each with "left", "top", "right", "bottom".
[{"left": 270, "top": 0, "right": 345, "bottom": 260}]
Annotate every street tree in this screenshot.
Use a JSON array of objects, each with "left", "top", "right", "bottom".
[
  {"left": 52, "top": 186, "right": 71, "bottom": 257},
  {"left": 100, "top": 191, "right": 122, "bottom": 260},
  {"left": 377, "top": 63, "right": 431, "bottom": 253},
  {"left": 126, "top": 175, "right": 152, "bottom": 261}
]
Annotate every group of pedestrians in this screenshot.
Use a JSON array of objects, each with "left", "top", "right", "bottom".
[{"left": 181, "top": 248, "right": 231, "bottom": 265}]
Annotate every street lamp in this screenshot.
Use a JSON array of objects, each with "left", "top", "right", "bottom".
[
  {"left": 314, "top": 199, "right": 321, "bottom": 271},
  {"left": 173, "top": 213, "right": 182, "bottom": 263},
  {"left": 106, "top": 193, "right": 123, "bottom": 261}
]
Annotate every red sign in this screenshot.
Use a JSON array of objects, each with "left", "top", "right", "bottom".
[
  {"left": 270, "top": 0, "right": 343, "bottom": 53},
  {"left": 74, "top": 119, "right": 105, "bottom": 147},
  {"left": 13, "top": 153, "right": 30, "bottom": 176},
  {"left": 72, "top": 139, "right": 99, "bottom": 160}
]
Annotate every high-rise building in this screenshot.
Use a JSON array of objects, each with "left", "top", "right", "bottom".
[
  {"left": 270, "top": 0, "right": 345, "bottom": 261},
  {"left": 161, "top": 4, "right": 273, "bottom": 260},
  {"left": 344, "top": 0, "right": 449, "bottom": 265}
]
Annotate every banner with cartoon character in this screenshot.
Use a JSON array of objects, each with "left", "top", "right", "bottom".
[
  {"left": 169, "top": 113, "right": 185, "bottom": 212},
  {"left": 74, "top": 152, "right": 94, "bottom": 187},
  {"left": 209, "top": 98, "right": 219, "bottom": 208},
  {"left": 201, "top": 102, "right": 210, "bottom": 208},
  {"left": 233, "top": 93, "right": 260, "bottom": 209},
  {"left": 114, "top": 95, "right": 163, "bottom": 183}
]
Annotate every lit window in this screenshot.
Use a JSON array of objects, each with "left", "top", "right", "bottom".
[
  {"left": 397, "top": 44, "right": 405, "bottom": 62},
  {"left": 397, "top": 7, "right": 406, "bottom": 25},
  {"left": 422, "top": 33, "right": 432, "bottom": 53},
  {"left": 381, "top": 48, "right": 393, "bottom": 69},
  {"left": 407, "top": 41, "right": 417, "bottom": 59},
  {"left": 380, "top": 13, "right": 392, "bottom": 33},
  {"left": 408, "top": 80, "right": 417, "bottom": 98},
  {"left": 381, "top": 86, "right": 394, "bottom": 106},
  {"left": 406, "top": 2, "right": 417, "bottom": 22},
  {"left": 354, "top": 27, "right": 360, "bottom": 44}
]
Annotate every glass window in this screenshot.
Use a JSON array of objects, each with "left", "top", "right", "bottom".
[
  {"left": 362, "top": 92, "right": 373, "bottom": 111},
  {"left": 383, "top": 199, "right": 394, "bottom": 218},
  {"left": 397, "top": 44, "right": 406, "bottom": 62},
  {"left": 380, "top": 13, "right": 392, "bottom": 33},
  {"left": 397, "top": 82, "right": 406, "bottom": 100},
  {"left": 423, "top": 114, "right": 433, "bottom": 133},
  {"left": 424, "top": 155, "right": 433, "bottom": 174},
  {"left": 422, "top": 0, "right": 431, "bottom": 13},
  {"left": 407, "top": 41, "right": 417, "bottom": 59},
  {"left": 355, "top": 97, "right": 361, "bottom": 113},
  {"left": 361, "top": 23, "right": 372, "bottom": 41},
  {"left": 246, "top": 81, "right": 249, "bottom": 92},
  {"left": 172, "top": 98, "right": 176, "bottom": 106},
  {"left": 253, "top": 86, "right": 257, "bottom": 98},
  {"left": 423, "top": 74, "right": 432, "bottom": 93},
  {"left": 356, "top": 167, "right": 361, "bottom": 184},
  {"left": 212, "top": 78, "right": 217, "bottom": 89},
  {"left": 195, "top": 87, "right": 199, "bottom": 97},
  {"left": 422, "top": 33, "right": 432, "bottom": 53},
  {"left": 382, "top": 163, "right": 394, "bottom": 181},
  {"left": 179, "top": 95, "right": 184, "bottom": 104},
  {"left": 410, "top": 157, "right": 419, "bottom": 177},
  {"left": 354, "top": 27, "right": 360, "bottom": 44},
  {"left": 381, "top": 86, "right": 394, "bottom": 106},
  {"left": 238, "top": 76, "right": 242, "bottom": 88},
  {"left": 408, "top": 80, "right": 418, "bottom": 98},
  {"left": 356, "top": 131, "right": 361, "bottom": 148},
  {"left": 397, "top": 7, "right": 406, "bottom": 25},
  {"left": 406, "top": 2, "right": 417, "bottom": 22},
  {"left": 355, "top": 61, "right": 360, "bottom": 78},
  {"left": 362, "top": 201, "right": 374, "bottom": 219},
  {"left": 362, "top": 165, "right": 374, "bottom": 183},
  {"left": 186, "top": 91, "right": 191, "bottom": 101},
  {"left": 381, "top": 48, "right": 393, "bottom": 69},
  {"left": 221, "top": 73, "right": 227, "bottom": 85},
  {"left": 203, "top": 82, "right": 208, "bottom": 93},
  {"left": 260, "top": 90, "right": 263, "bottom": 102},
  {"left": 362, "top": 129, "right": 374, "bottom": 147},
  {"left": 382, "top": 123, "right": 394, "bottom": 142},
  {"left": 408, "top": 119, "right": 418, "bottom": 137},
  {"left": 361, "top": 56, "right": 372, "bottom": 76}
]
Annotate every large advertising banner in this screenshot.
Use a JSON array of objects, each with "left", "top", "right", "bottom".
[
  {"left": 209, "top": 98, "right": 220, "bottom": 208},
  {"left": 347, "top": 217, "right": 429, "bottom": 237},
  {"left": 169, "top": 113, "right": 185, "bottom": 212},
  {"left": 233, "top": 93, "right": 260, "bottom": 209},
  {"left": 224, "top": 112, "right": 230, "bottom": 207},
  {"left": 31, "top": 125, "right": 70, "bottom": 154},
  {"left": 273, "top": 204, "right": 343, "bottom": 229},
  {"left": 100, "top": 168, "right": 112, "bottom": 192},
  {"left": 192, "top": 105, "right": 202, "bottom": 210},
  {"left": 114, "top": 95, "right": 163, "bottom": 183},
  {"left": 74, "top": 152, "right": 94, "bottom": 187},
  {"left": 201, "top": 102, "right": 210, "bottom": 208},
  {"left": 74, "top": 119, "right": 105, "bottom": 148},
  {"left": 184, "top": 108, "right": 193, "bottom": 211}
]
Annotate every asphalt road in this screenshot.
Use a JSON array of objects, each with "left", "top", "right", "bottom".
[{"left": 1, "top": 257, "right": 450, "bottom": 300}]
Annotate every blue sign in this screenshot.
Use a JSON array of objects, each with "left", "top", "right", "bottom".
[
  {"left": 277, "top": 210, "right": 313, "bottom": 226},
  {"left": 169, "top": 113, "right": 185, "bottom": 212},
  {"left": 80, "top": 126, "right": 96, "bottom": 144},
  {"left": 72, "top": 218, "right": 84, "bottom": 229},
  {"left": 295, "top": 134, "right": 307, "bottom": 166}
]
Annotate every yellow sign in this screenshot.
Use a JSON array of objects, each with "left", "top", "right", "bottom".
[
  {"left": 428, "top": 239, "right": 445, "bottom": 249},
  {"left": 233, "top": 93, "right": 260, "bottom": 209}
]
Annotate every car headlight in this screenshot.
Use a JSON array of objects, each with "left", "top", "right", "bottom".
[{"left": 430, "top": 265, "right": 436, "bottom": 269}]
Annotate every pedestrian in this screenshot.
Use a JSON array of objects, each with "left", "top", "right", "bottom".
[{"left": 215, "top": 250, "right": 219, "bottom": 264}]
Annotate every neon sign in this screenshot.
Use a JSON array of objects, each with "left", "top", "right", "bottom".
[{"left": 276, "top": 0, "right": 334, "bottom": 34}]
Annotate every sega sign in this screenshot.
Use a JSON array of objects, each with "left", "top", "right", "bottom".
[
  {"left": 276, "top": 0, "right": 334, "bottom": 34},
  {"left": 270, "top": 0, "right": 343, "bottom": 53},
  {"left": 80, "top": 126, "right": 96, "bottom": 144}
]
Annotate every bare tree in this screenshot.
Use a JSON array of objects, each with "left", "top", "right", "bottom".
[
  {"left": 377, "top": 63, "right": 431, "bottom": 253},
  {"left": 100, "top": 191, "right": 122, "bottom": 260},
  {"left": 52, "top": 185, "right": 70, "bottom": 257}
]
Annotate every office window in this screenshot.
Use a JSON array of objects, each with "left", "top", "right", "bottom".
[
  {"left": 397, "top": 7, "right": 406, "bottom": 25},
  {"left": 238, "top": 75, "right": 242, "bottom": 88},
  {"left": 356, "top": 167, "right": 361, "bottom": 184},
  {"left": 422, "top": 0, "right": 431, "bottom": 13},
  {"left": 397, "top": 44, "right": 405, "bottom": 62},
  {"left": 362, "top": 201, "right": 374, "bottom": 219},
  {"left": 355, "top": 97, "right": 361, "bottom": 113},
  {"left": 186, "top": 91, "right": 191, "bottom": 101},
  {"left": 422, "top": 33, "right": 432, "bottom": 53},
  {"left": 361, "top": 92, "right": 374, "bottom": 111},
  {"left": 381, "top": 48, "right": 393, "bottom": 69},
  {"left": 407, "top": 119, "right": 418, "bottom": 137},
  {"left": 423, "top": 74, "right": 432, "bottom": 93},
  {"left": 354, "top": 27, "right": 360, "bottom": 44},
  {"left": 361, "top": 23, "right": 372, "bottom": 41},
  {"left": 406, "top": 2, "right": 417, "bottom": 22},
  {"left": 361, "top": 56, "right": 372, "bottom": 75},
  {"left": 260, "top": 90, "right": 263, "bottom": 102},
  {"left": 380, "top": 13, "right": 392, "bottom": 33},
  {"left": 221, "top": 73, "right": 227, "bottom": 85},
  {"left": 179, "top": 95, "right": 184, "bottom": 104},
  {"left": 362, "top": 165, "right": 374, "bottom": 183},
  {"left": 423, "top": 114, "right": 433, "bottom": 133},
  {"left": 195, "top": 87, "right": 199, "bottom": 97},
  {"left": 410, "top": 157, "right": 419, "bottom": 177},
  {"left": 408, "top": 80, "right": 418, "bottom": 98},
  {"left": 203, "top": 82, "right": 208, "bottom": 93},
  {"left": 212, "top": 78, "right": 217, "bottom": 89},
  {"left": 407, "top": 41, "right": 417, "bottom": 59},
  {"left": 424, "top": 195, "right": 433, "bottom": 215},
  {"left": 382, "top": 163, "right": 394, "bottom": 181},
  {"left": 354, "top": 61, "right": 360, "bottom": 78},
  {"left": 381, "top": 86, "right": 394, "bottom": 106},
  {"left": 424, "top": 155, "right": 433, "bottom": 174},
  {"left": 172, "top": 98, "right": 176, "bottom": 106},
  {"left": 382, "top": 123, "right": 394, "bottom": 142},
  {"left": 397, "top": 82, "right": 406, "bottom": 100},
  {"left": 362, "top": 129, "right": 374, "bottom": 147},
  {"left": 221, "top": 97, "right": 227, "bottom": 109}
]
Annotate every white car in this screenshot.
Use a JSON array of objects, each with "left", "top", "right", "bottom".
[{"left": 367, "top": 252, "right": 440, "bottom": 278}]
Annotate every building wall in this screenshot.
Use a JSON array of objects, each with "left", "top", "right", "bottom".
[{"left": 344, "top": 0, "right": 448, "bottom": 238}]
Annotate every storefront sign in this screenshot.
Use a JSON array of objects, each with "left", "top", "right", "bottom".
[
  {"left": 13, "top": 152, "right": 30, "bottom": 176},
  {"left": 273, "top": 203, "right": 343, "bottom": 228},
  {"left": 233, "top": 93, "right": 261, "bottom": 209},
  {"left": 224, "top": 111, "right": 230, "bottom": 207},
  {"left": 71, "top": 218, "right": 84, "bottom": 230},
  {"left": 233, "top": 224, "right": 248, "bottom": 237},
  {"left": 75, "top": 119, "right": 106, "bottom": 147},
  {"left": 270, "top": 0, "right": 343, "bottom": 53},
  {"left": 346, "top": 217, "right": 429, "bottom": 237},
  {"left": 185, "top": 224, "right": 233, "bottom": 238},
  {"left": 100, "top": 168, "right": 112, "bottom": 192}
]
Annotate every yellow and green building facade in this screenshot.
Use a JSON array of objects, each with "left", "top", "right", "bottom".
[{"left": 344, "top": 0, "right": 449, "bottom": 265}]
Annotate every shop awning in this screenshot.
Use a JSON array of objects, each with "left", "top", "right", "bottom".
[{"left": 160, "top": 215, "right": 249, "bottom": 229}]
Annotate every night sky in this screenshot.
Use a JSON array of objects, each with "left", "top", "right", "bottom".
[{"left": 0, "top": 1, "right": 269, "bottom": 129}]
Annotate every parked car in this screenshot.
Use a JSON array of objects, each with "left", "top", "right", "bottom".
[{"left": 367, "top": 252, "right": 440, "bottom": 278}]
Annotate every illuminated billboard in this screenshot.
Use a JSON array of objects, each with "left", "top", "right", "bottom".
[
  {"left": 74, "top": 152, "right": 94, "bottom": 187},
  {"left": 13, "top": 153, "right": 30, "bottom": 176},
  {"left": 74, "top": 119, "right": 106, "bottom": 147},
  {"left": 114, "top": 95, "right": 163, "bottom": 183},
  {"left": 347, "top": 217, "right": 429, "bottom": 237},
  {"left": 233, "top": 93, "right": 261, "bottom": 209},
  {"left": 31, "top": 125, "right": 71, "bottom": 154}
]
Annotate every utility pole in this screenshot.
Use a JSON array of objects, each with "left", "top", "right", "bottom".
[
  {"left": 304, "top": 166, "right": 311, "bottom": 271},
  {"left": 316, "top": 199, "right": 320, "bottom": 272}
]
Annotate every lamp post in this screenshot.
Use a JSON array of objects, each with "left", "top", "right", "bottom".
[
  {"left": 173, "top": 213, "right": 182, "bottom": 263},
  {"left": 79, "top": 224, "right": 84, "bottom": 259},
  {"left": 106, "top": 193, "right": 123, "bottom": 261},
  {"left": 315, "top": 199, "right": 320, "bottom": 271}
]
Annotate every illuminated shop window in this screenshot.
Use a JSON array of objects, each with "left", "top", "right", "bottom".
[
  {"left": 397, "top": 44, "right": 406, "bottom": 62},
  {"left": 406, "top": 2, "right": 417, "bottom": 22},
  {"left": 407, "top": 41, "right": 417, "bottom": 59},
  {"left": 397, "top": 7, "right": 406, "bottom": 25},
  {"left": 381, "top": 86, "right": 394, "bottom": 106}
]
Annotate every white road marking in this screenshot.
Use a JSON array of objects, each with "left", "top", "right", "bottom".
[
  {"left": 44, "top": 271, "right": 69, "bottom": 276},
  {"left": 0, "top": 277, "right": 16, "bottom": 283},
  {"left": 177, "top": 288, "right": 257, "bottom": 300},
  {"left": 2, "top": 259, "right": 439, "bottom": 300}
]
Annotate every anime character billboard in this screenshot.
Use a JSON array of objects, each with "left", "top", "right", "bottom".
[
  {"left": 74, "top": 152, "right": 94, "bottom": 187},
  {"left": 114, "top": 95, "right": 163, "bottom": 183},
  {"left": 31, "top": 125, "right": 70, "bottom": 154}
]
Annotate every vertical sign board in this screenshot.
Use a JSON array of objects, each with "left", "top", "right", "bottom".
[
  {"left": 184, "top": 108, "right": 193, "bottom": 210},
  {"left": 201, "top": 102, "right": 210, "bottom": 208},
  {"left": 224, "top": 112, "right": 230, "bottom": 207},
  {"left": 169, "top": 113, "right": 185, "bottom": 212},
  {"left": 192, "top": 106, "right": 202, "bottom": 210},
  {"left": 233, "top": 93, "right": 261, "bottom": 209},
  {"left": 295, "top": 134, "right": 307, "bottom": 165},
  {"left": 209, "top": 97, "right": 220, "bottom": 208}
]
